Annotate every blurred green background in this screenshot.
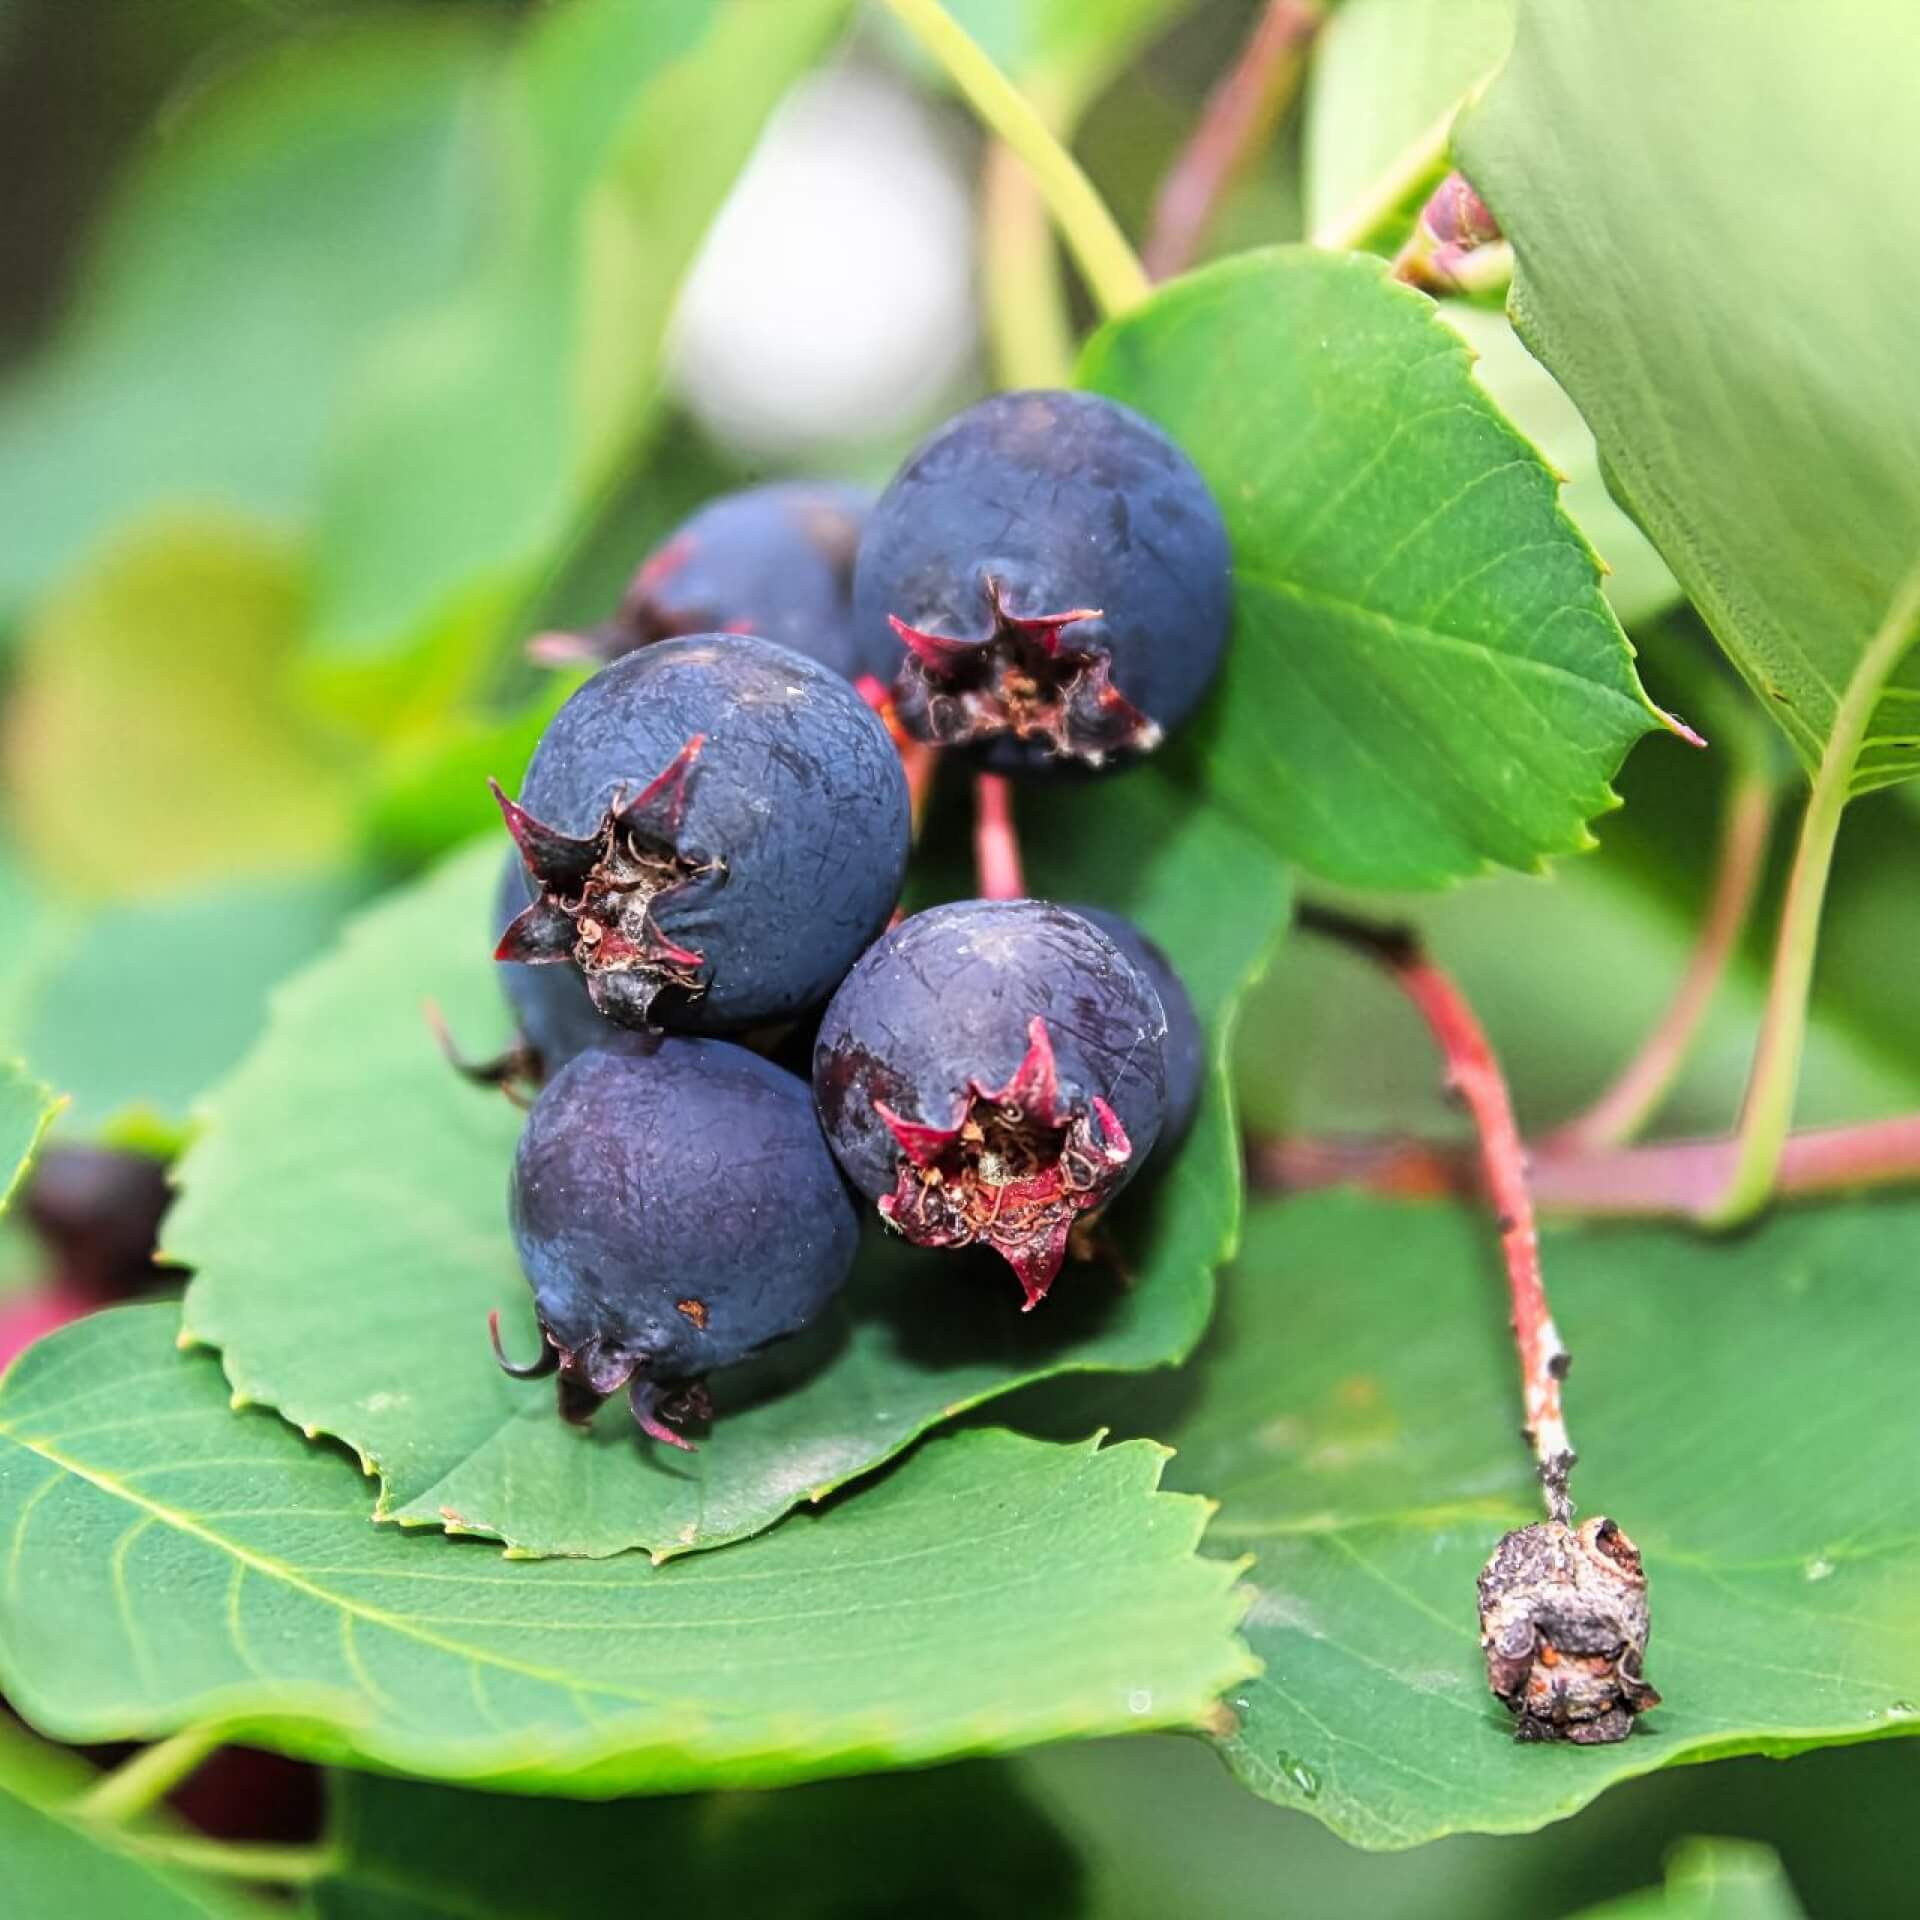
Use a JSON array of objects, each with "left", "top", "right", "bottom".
[{"left": 2, "top": 1, "right": 1915, "bottom": 1912}]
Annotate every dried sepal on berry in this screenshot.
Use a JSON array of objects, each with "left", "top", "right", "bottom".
[
  {"left": 491, "top": 734, "right": 718, "bottom": 1027},
  {"left": 1478, "top": 1515, "right": 1659, "bottom": 1744},
  {"left": 874, "top": 1015, "right": 1133, "bottom": 1308},
  {"left": 889, "top": 577, "right": 1161, "bottom": 768},
  {"left": 488, "top": 1310, "right": 702, "bottom": 1451},
  {"left": 499, "top": 1039, "right": 859, "bottom": 1452}
]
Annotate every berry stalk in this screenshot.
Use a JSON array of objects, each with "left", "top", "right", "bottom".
[
  {"left": 1545, "top": 768, "right": 1776, "bottom": 1154},
  {"left": 973, "top": 772, "right": 1026, "bottom": 900},
  {"left": 77, "top": 1726, "right": 226, "bottom": 1824},
  {"left": 1297, "top": 904, "right": 1574, "bottom": 1522},
  {"left": 111, "top": 1834, "right": 341, "bottom": 1888},
  {"left": 981, "top": 139, "right": 1077, "bottom": 389},
  {"left": 876, "top": 0, "right": 1151, "bottom": 317},
  {"left": 1708, "top": 565, "right": 1920, "bottom": 1224},
  {"left": 1310, "top": 101, "right": 1457, "bottom": 254},
  {"left": 1142, "top": 0, "right": 1322, "bottom": 281}
]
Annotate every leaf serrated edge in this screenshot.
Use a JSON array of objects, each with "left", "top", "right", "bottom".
[
  {"left": 1077, "top": 245, "right": 1678, "bottom": 889},
  {"left": 0, "top": 1328, "right": 1262, "bottom": 1790},
  {"left": 168, "top": 834, "right": 1283, "bottom": 1563},
  {"left": 0, "top": 1066, "right": 63, "bottom": 1223}
]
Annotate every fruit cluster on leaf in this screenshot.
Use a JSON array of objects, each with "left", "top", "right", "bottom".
[{"left": 487, "top": 389, "right": 1228, "bottom": 1447}]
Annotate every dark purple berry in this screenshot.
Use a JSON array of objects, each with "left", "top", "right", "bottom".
[
  {"left": 19, "top": 1145, "right": 172, "bottom": 1302},
  {"left": 499, "top": 1035, "right": 859, "bottom": 1448},
  {"left": 1071, "top": 906, "right": 1203, "bottom": 1145},
  {"left": 812, "top": 899, "right": 1168, "bottom": 1307},
  {"left": 494, "top": 634, "right": 910, "bottom": 1032},
  {"left": 533, "top": 483, "right": 870, "bottom": 681},
  {"left": 852, "top": 390, "right": 1231, "bottom": 774}
]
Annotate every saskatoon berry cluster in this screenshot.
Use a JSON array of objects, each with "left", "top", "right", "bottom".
[{"left": 484, "top": 390, "right": 1230, "bottom": 1451}]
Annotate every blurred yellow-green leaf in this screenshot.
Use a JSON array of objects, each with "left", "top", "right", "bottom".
[
  {"left": 309, "top": 0, "right": 854, "bottom": 682},
  {"left": 4, "top": 515, "right": 355, "bottom": 898},
  {"left": 0, "top": 13, "right": 503, "bottom": 616}
]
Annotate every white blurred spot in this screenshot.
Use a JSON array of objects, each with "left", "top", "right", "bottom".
[{"left": 670, "top": 63, "right": 978, "bottom": 458}]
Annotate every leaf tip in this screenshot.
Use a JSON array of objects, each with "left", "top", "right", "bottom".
[{"left": 1656, "top": 703, "right": 1708, "bottom": 750}]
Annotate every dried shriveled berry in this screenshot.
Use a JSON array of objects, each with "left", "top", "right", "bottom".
[
  {"left": 532, "top": 483, "right": 870, "bottom": 680},
  {"left": 500, "top": 1036, "right": 859, "bottom": 1447},
  {"left": 813, "top": 899, "right": 1168, "bottom": 1306},
  {"left": 1478, "top": 1516, "right": 1660, "bottom": 1744},
  {"left": 495, "top": 634, "right": 909, "bottom": 1032},
  {"left": 852, "top": 390, "right": 1231, "bottom": 774}
]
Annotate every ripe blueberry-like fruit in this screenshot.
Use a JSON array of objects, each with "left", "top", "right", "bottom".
[
  {"left": 1072, "top": 906, "right": 1203, "bottom": 1144},
  {"left": 494, "top": 634, "right": 910, "bottom": 1032},
  {"left": 533, "top": 483, "right": 870, "bottom": 681},
  {"left": 498, "top": 1035, "right": 859, "bottom": 1447},
  {"left": 852, "top": 390, "right": 1231, "bottom": 773},
  {"left": 813, "top": 899, "right": 1168, "bottom": 1306}
]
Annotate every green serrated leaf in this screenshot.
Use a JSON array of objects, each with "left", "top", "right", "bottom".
[
  {"left": 1078, "top": 248, "right": 1667, "bottom": 889},
  {"left": 0, "top": 15, "right": 500, "bottom": 617},
  {"left": 2, "top": 515, "right": 356, "bottom": 900},
  {"left": 1457, "top": 0, "right": 1920, "bottom": 792},
  {"left": 1573, "top": 1839, "right": 1805, "bottom": 1920},
  {"left": 1444, "top": 306, "right": 1679, "bottom": 631},
  {"left": 316, "top": 1758, "right": 1079, "bottom": 1920},
  {"left": 1097, "top": 1191, "right": 1920, "bottom": 1847},
  {"left": 171, "top": 805, "right": 1285, "bottom": 1560},
  {"left": 0, "top": 1304, "right": 1253, "bottom": 1791},
  {"left": 0, "top": 1721, "right": 264, "bottom": 1920},
  {"left": 311, "top": 0, "right": 849, "bottom": 672},
  {"left": 0, "top": 1064, "right": 60, "bottom": 1217},
  {"left": 1, "top": 874, "right": 363, "bottom": 1143}
]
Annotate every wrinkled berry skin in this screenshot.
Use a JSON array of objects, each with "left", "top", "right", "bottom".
[
  {"left": 504, "top": 635, "right": 909, "bottom": 1032},
  {"left": 852, "top": 391, "right": 1231, "bottom": 774},
  {"left": 508, "top": 1037, "right": 859, "bottom": 1438},
  {"left": 542, "top": 484, "right": 870, "bottom": 680},
  {"left": 813, "top": 899, "right": 1168, "bottom": 1303},
  {"left": 492, "top": 854, "right": 611, "bottom": 1073},
  {"left": 1073, "top": 906, "right": 1203, "bottom": 1145}
]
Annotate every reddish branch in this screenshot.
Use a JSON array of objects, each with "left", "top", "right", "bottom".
[
  {"left": 858, "top": 673, "right": 942, "bottom": 837},
  {"left": 1258, "top": 1115, "right": 1920, "bottom": 1222},
  {"left": 1545, "top": 773, "right": 1776, "bottom": 1154},
  {"left": 1141, "top": 0, "right": 1323, "bottom": 281},
  {"left": 1297, "top": 905, "right": 1575, "bottom": 1522},
  {"left": 974, "top": 772, "right": 1026, "bottom": 900},
  {"left": 901, "top": 737, "right": 942, "bottom": 837}
]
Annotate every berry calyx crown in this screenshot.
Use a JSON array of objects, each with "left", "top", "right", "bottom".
[{"left": 873, "top": 1015, "right": 1131, "bottom": 1307}]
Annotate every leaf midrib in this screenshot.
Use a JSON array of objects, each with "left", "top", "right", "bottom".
[
  {"left": 0, "top": 1422, "right": 677, "bottom": 1712},
  {"left": 1238, "top": 568, "right": 1650, "bottom": 725}
]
